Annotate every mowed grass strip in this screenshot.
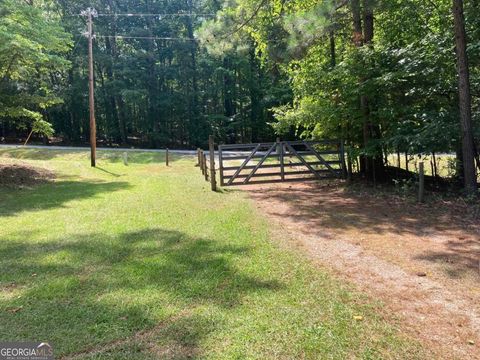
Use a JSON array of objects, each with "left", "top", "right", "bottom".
[{"left": 0, "top": 149, "right": 426, "bottom": 359}]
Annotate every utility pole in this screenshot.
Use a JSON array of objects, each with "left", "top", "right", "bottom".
[{"left": 82, "top": 8, "right": 98, "bottom": 167}]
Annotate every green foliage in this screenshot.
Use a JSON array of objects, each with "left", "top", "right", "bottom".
[
  {"left": 213, "top": 0, "right": 480, "bottom": 170},
  {"left": 0, "top": 0, "right": 71, "bottom": 136},
  {"left": 0, "top": 0, "right": 287, "bottom": 147},
  {"left": 43, "top": 0, "right": 285, "bottom": 147},
  {"left": 32, "top": 119, "right": 55, "bottom": 137}
]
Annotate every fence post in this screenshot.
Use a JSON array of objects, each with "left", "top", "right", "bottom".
[
  {"left": 200, "top": 150, "right": 204, "bottom": 175},
  {"left": 204, "top": 153, "right": 209, "bottom": 182},
  {"left": 166, "top": 148, "right": 169, "bottom": 166},
  {"left": 340, "top": 140, "right": 347, "bottom": 179},
  {"left": 278, "top": 138, "right": 285, "bottom": 181},
  {"left": 196, "top": 148, "right": 201, "bottom": 167},
  {"left": 219, "top": 145, "right": 224, "bottom": 187},
  {"left": 418, "top": 161, "right": 425, "bottom": 203},
  {"left": 209, "top": 135, "right": 217, "bottom": 191}
]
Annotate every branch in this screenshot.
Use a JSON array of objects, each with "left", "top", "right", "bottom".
[
  {"left": 218, "top": 0, "right": 269, "bottom": 40},
  {"left": 335, "top": 0, "right": 349, "bottom": 10},
  {"left": 0, "top": 53, "right": 19, "bottom": 86}
]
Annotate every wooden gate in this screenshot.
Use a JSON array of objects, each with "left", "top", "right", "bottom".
[{"left": 218, "top": 140, "right": 345, "bottom": 186}]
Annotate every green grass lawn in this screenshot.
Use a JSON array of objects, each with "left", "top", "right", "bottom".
[{"left": 0, "top": 148, "right": 426, "bottom": 359}]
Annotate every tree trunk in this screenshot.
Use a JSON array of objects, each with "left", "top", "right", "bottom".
[
  {"left": 452, "top": 0, "right": 478, "bottom": 193},
  {"left": 145, "top": 3, "right": 160, "bottom": 147},
  {"left": 249, "top": 42, "right": 262, "bottom": 143},
  {"left": 363, "top": 0, "right": 374, "bottom": 44},
  {"left": 105, "top": 0, "right": 127, "bottom": 144},
  {"left": 223, "top": 57, "right": 236, "bottom": 143},
  {"left": 351, "top": 0, "right": 363, "bottom": 46},
  {"left": 185, "top": 0, "right": 201, "bottom": 146},
  {"left": 329, "top": 30, "right": 336, "bottom": 67},
  {"left": 351, "top": 0, "right": 367, "bottom": 175},
  {"left": 362, "top": 0, "right": 385, "bottom": 181}
]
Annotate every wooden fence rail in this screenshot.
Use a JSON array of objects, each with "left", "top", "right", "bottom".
[
  {"left": 219, "top": 140, "right": 345, "bottom": 186},
  {"left": 197, "top": 138, "right": 345, "bottom": 190}
]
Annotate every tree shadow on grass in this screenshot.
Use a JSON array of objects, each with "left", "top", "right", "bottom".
[
  {"left": 414, "top": 238, "right": 480, "bottom": 280},
  {"left": 246, "top": 181, "right": 480, "bottom": 279},
  {"left": 247, "top": 181, "right": 480, "bottom": 237},
  {"left": 0, "top": 180, "right": 131, "bottom": 217},
  {"left": 0, "top": 228, "right": 282, "bottom": 357},
  {"left": 68, "top": 313, "right": 215, "bottom": 360}
]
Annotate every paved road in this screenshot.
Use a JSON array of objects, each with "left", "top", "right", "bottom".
[
  {"left": 0, "top": 144, "right": 199, "bottom": 155},
  {"left": 0, "top": 144, "right": 253, "bottom": 158}
]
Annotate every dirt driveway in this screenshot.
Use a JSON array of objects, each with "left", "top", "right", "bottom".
[{"left": 244, "top": 181, "right": 480, "bottom": 359}]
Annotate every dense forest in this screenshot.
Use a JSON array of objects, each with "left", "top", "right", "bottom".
[
  {"left": 1, "top": 0, "right": 291, "bottom": 149},
  {"left": 0, "top": 0, "right": 479, "bottom": 191}
]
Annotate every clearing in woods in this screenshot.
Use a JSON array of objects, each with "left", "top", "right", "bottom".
[
  {"left": 0, "top": 148, "right": 429, "bottom": 359},
  {"left": 245, "top": 181, "right": 480, "bottom": 360}
]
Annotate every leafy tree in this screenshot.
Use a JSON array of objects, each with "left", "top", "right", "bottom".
[
  {"left": 214, "top": 0, "right": 478, "bottom": 189},
  {"left": 452, "top": 0, "right": 477, "bottom": 193},
  {"left": 0, "top": 0, "right": 71, "bottom": 138},
  {"left": 44, "top": 0, "right": 284, "bottom": 148}
]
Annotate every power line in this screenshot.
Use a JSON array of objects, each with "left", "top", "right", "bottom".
[
  {"left": 76, "top": 8, "right": 204, "bottom": 42},
  {"left": 95, "top": 35, "right": 198, "bottom": 41},
  {"left": 97, "top": 13, "right": 216, "bottom": 17},
  {"left": 73, "top": 12, "right": 215, "bottom": 18}
]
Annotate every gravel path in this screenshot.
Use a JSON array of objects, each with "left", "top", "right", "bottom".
[{"left": 246, "top": 181, "right": 480, "bottom": 359}]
